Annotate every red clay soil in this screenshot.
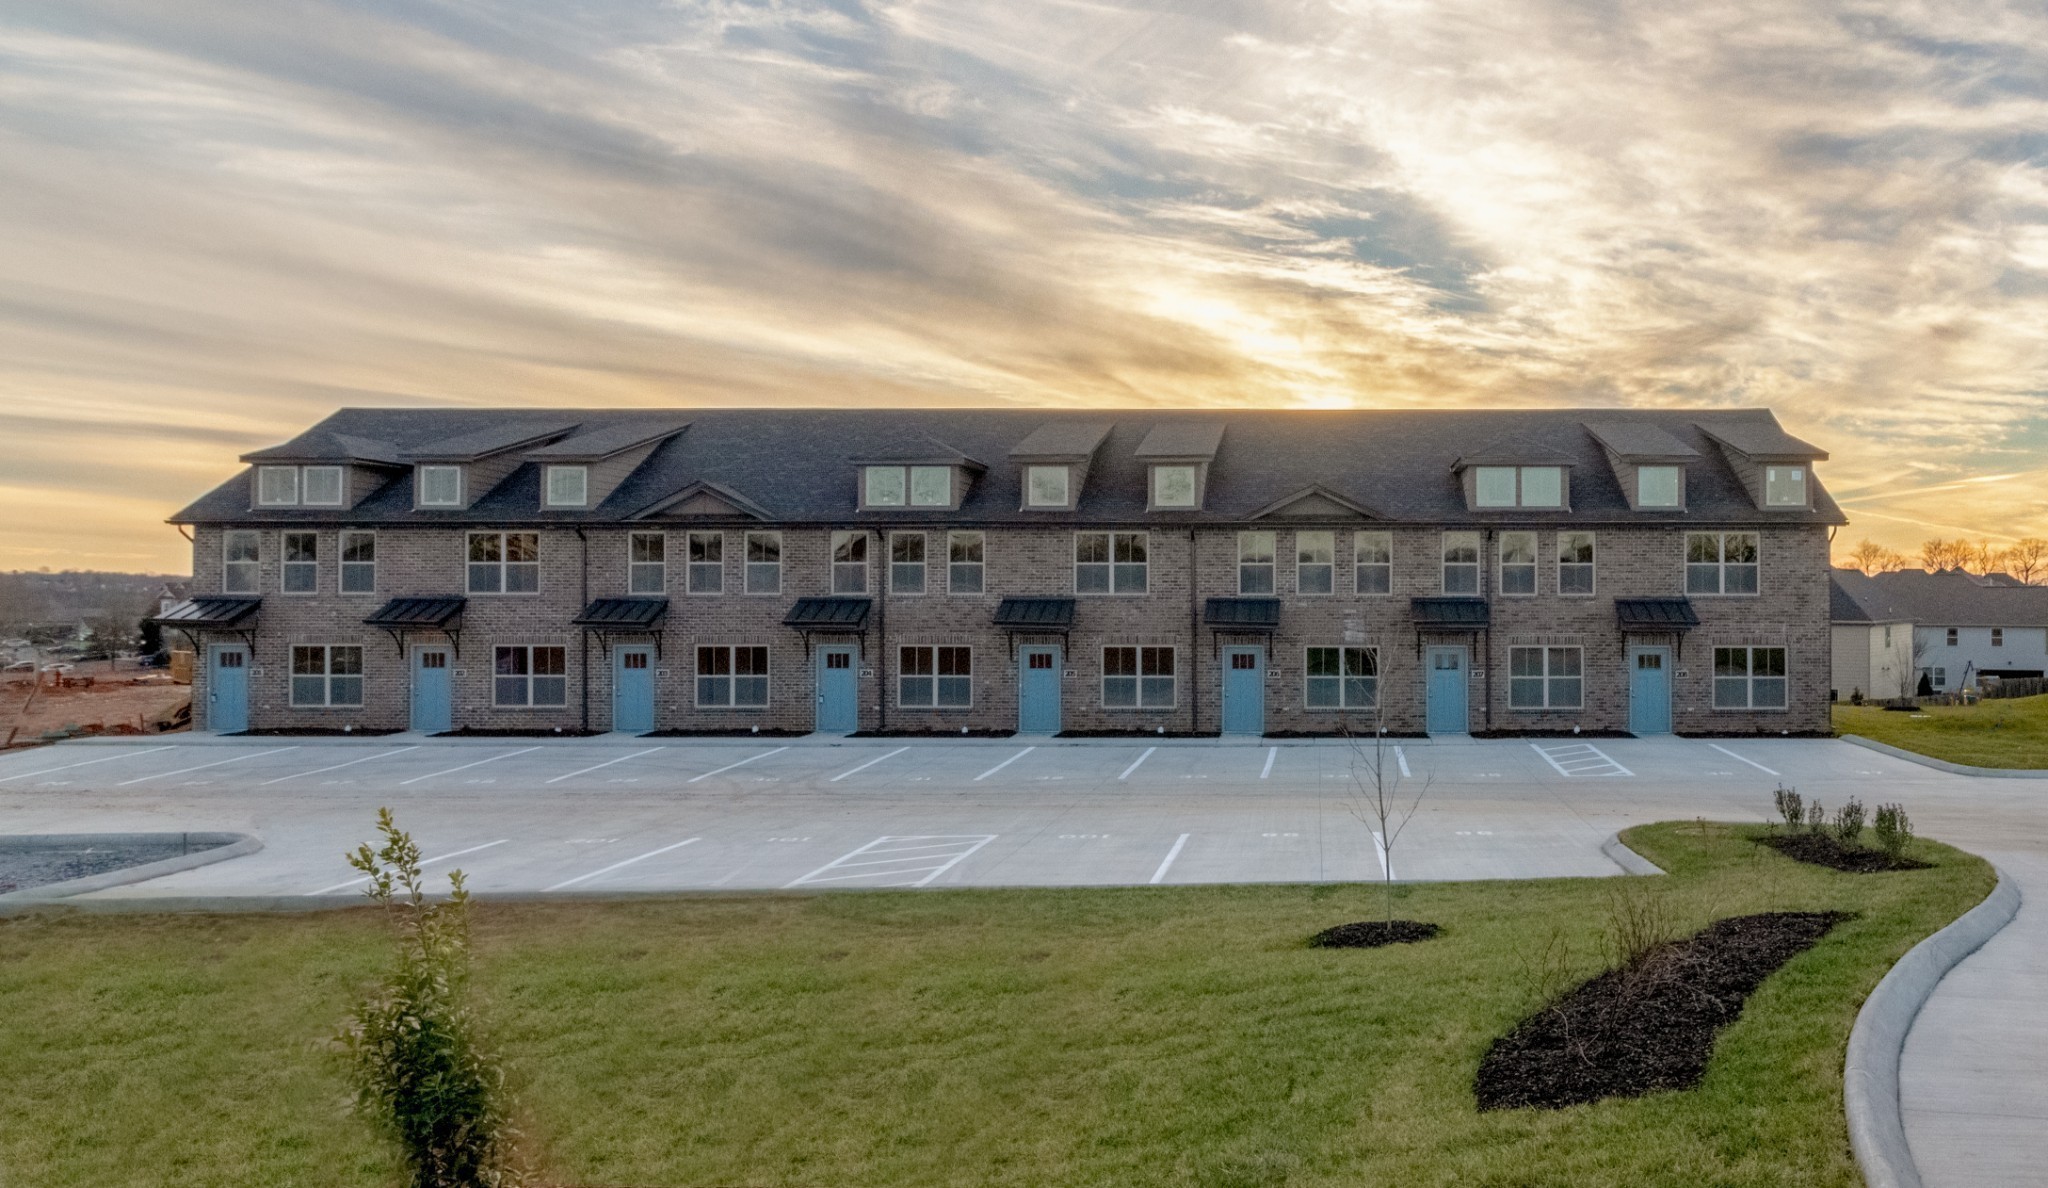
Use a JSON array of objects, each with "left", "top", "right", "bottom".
[{"left": 1, "top": 677, "right": 190, "bottom": 747}]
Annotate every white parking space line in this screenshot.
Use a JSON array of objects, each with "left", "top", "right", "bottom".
[
  {"left": 1395, "top": 746, "right": 1411, "bottom": 778},
  {"left": 544, "top": 838, "right": 699, "bottom": 891},
  {"left": 686, "top": 746, "right": 789, "bottom": 783},
  {"left": 831, "top": 746, "right": 909, "bottom": 782},
  {"left": 1372, "top": 830, "right": 1392, "bottom": 879},
  {"left": 398, "top": 747, "right": 540, "bottom": 786},
  {"left": 545, "top": 747, "right": 664, "bottom": 784},
  {"left": 1119, "top": 746, "right": 1157, "bottom": 781},
  {"left": 114, "top": 746, "right": 299, "bottom": 786},
  {"left": 261, "top": 746, "right": 420, "bottom": 786},
  {"left": 1530, "top": 742, "right": 1633, "bottom": 778},
  {"left": 0, "top": 745, "right": 174, "bottom": 783},
  {"left": 306, "top": 839, "right": 509, "bottom": 896},
  {"left": 785, "top": 834, "right": 997, "bottom": 888},
  {"left": 1708, "top": 742, "right": 1780, "bottom": 776},
  {"left": 974, "top": 746, "right": 1034, "bottom": 781},
  {"left": 1150, "top": 833, "right": 1190, "bottom": 884},
  {"left": 1261, "top": 747, "right": 1277, "bottom": 779}
]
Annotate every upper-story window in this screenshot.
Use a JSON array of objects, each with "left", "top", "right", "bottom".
[
  {"left": 1238, "top": 532, "right": 1276, "bottom": 594},
  {"left": 1686, "top": 532, "right": 1759, "bottom": 595},
  {"left": 891, "top": 533, "right": 926, "bottom": 594},
  {"left": 1296, "top": 531, "right": 1334, "bottom": 594},
  {"left": 629, "top": 532, "right": 665, "bottom": 594},
  {"left": 1076, "top": 532, "right": 1147, "bottom": 594},
  {"left": 1442, "top": 531, "right": 1480, "bottom": 594},
  {"left": 745, "top": 532, "right": 782, "bottom": 594},
  {"left": 831, "top": 531, "right": 868, "bottom": 594},
  {"left": 223, "top": 530, "right": 260, "bottom": 594},
  {"left": 468, "top": 532, "right": 539, "bottom": 594},
  {"left": 1354, "top": 531, "right": 1392, "bottom": 594},
  {"left": 257, "top": 466, "right": 298, "bottom": 506},
  {"left": 1637, "top": 466, "right": 1682, "bottom": 508},
  {"left": 1025, "top": 466, "right": 1071, "bottom": 508},
  {"left": 1945, "top": 628, "right": 1958, "bottom": 646},
  {"left": 282, "top": 532, "right": 319, "bottom": 593},
  {"left": 687, "top": 532, "right": 723, "bottom": 594},
  {"left": 546, "top": 465, "right": 588, "bottom": 507},
  {"left": 1150, "top": 465, "right": 1198, "bottom": 509},
  {"left": 1558, "top": 532, "right": 1596, "bottom": 595},
  {"left": 1499, "top": 532, "right": 1537, "bottom": 595},
  {"left": 863, "top": 465, "right": 953, "bottom": 508},
  {"left": 303, "top": 466, "right": 344, "bottom": 506},
  {"left": 1765, "top": 466, "right": 1808, "bottom": 507},
  {"left": 1474, "top": 466, "right": 1565, "bottom": 509},
  {"left": 1993, "top": 628, "right": 2005, "bottom": 647},
  {"left": 340, "top": 531, "right": 376, "bottom": 594},
  {"left": 948, "top": 532, "right": 984, "bottom": 593},
  {"left": 418, "top": 465, "right": 463, "bottom": 508}
]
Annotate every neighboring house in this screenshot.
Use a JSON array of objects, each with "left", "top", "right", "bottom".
[
  {"left": 1864, "top": 569, "right": 2048, "bottom": 691},
  {"left": 1828, "top": 568, "right": 1915, "bottom": 701},
  {"left": 155, "top": 407, "right": 1842, "bottom": 738},
  {"left": 156, "top": 581, "right": 189, "bottom": 618}
]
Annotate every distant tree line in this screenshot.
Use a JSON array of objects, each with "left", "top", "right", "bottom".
[{"left": 1839, "top": 537, "right": 2048, "bottom": 584}]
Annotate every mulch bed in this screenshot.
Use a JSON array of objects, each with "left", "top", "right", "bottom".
[
  {"left": 1308, "top": 920, "right": 1441, "bottom": 948},
  {"left": 645, "top": 728, "right": 811, "bottom": 738},
  {"left": 1760, "top": 832, "right": 1931, "bottom": 873},
  {"left": 850, "top": 728, "right": 1016, "bottom": 738},
  {"left": 240, "top": 727, "right": 405, "bottom": 737},
  {"left": 1263, "top": 730, "right": 1428, "bottom": 740},
  {"left": 1475, "top": 911, "right": 1850, "bottom": 1110},
  {"left": 1054, "top": 729, "right": 1218, "bottom": 739},
  {"left": 433, "top": 727, "right": 604, "bottom": 738},
  {"left": 1471, "top": 729, "right": 1632, "bottom": 739}
]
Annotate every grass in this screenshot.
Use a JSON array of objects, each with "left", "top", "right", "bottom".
[
  {"left": 0, "top": 822, "right": 1992, "bottom": 1188},
  {"left": 1834, "top": 692, "right": 2048, "bottom": 769}
]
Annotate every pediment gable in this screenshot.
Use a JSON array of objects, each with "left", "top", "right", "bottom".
[
  {"left": 632, "top": 481, "right": 770, "bottom": 520},
  {"left": 1250, "top": 485, "right": 1378, "bottom": 521}
]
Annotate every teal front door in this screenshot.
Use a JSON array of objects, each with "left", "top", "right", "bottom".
[
  {"left": 411, "top": 646, "right": 452, "bottom": 734},
  {"left": 1629, "top": 647, "right": 1672, "bottom": 735},
  {"left": 817, "top": 645, "right": 858, "bottom": 733},
  {"left": 1425, "top": 646, "right": 1468, "bottom": 735},
  {"left": 207, "top": 644, "right": 248, "bottom": 734},
  {"left": 1018, "top": 645, "right": 1061, "bottom": 734},
  {"left": 1221, "top": 646, "right": 1264, "bottom": 736},
  {"left": 614, "top": 645, "right": 656, "bottom": 734}
]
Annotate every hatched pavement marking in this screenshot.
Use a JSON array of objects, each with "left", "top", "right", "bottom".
[{"left": 784, "top": 835, "right": 997, "bottom": 889}]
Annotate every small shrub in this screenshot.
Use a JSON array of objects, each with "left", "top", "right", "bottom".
[
  {"left": 1773, "top": 785, "right": 1803, "bottom": 832},
  {"left": 1850, "top": 688, "right": 1864, "bottom": 706},
  {"left": 1873, "top": 803, "right": 1915, "bottom": 862},
  {"left": 1806, "top": 802, "right": 1826, "bottom": 833},
  {"left": 1834, "top": 798, "right": 1867, "bottom": 844},
  {"left": 1598, "top": 878, "right": 1673, "bottom": 976}
]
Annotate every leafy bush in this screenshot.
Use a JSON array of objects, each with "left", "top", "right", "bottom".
[
  {"left": 339, "top": 809, "right": 522, "bottom": 1188},
  {"left": 1805, "top": 802, "right": 1826, "bottom": 833},
  {"left": 1834, "top": 798, "right": 1867, "bottom": 844},
  {"left": 1873, "top": 803, "right": 1915, "bottom": 862},
  {"left": 1773, "top": 785, "right": 1804, "bottom": 832}
]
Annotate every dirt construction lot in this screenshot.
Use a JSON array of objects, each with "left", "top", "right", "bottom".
[{"left": 1, "top": 676, "right": 188, "bottom": 745}]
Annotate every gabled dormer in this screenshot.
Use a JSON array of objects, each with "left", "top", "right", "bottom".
[
  {"left": 852, "top": 435, "right": 987, "bottom": 512},
  {"left": 1451, "top": 443, "right": 1573, "bottom": 512},
  {"left": 1134, "top": 422, "right": 1224, "bottom": 512},
  {"left": 1008, "top": 422, "right": 1112, "bottom": 511},
  {"left": 402, "top": 421, "right": 579, "bottom": 512},
  {"left": 1584, "top": 421, "right": 1700, "bottom": 511},
  {"left": 1698, "top": 414, "right": 1828, "bottom": 512},
  {"left": 524, "top": 417, "right": 691, "bottom": 511}
]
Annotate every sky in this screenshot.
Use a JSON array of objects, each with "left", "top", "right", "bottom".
[{"left": 3, "top": 0, "right": 2047, "bottom": 573}]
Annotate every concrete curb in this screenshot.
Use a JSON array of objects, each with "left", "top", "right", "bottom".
[
  {"left": 0, "top": 832, "right": 263, "bottom": 906},
  {"left": 1845, "top": 866, "right": 2021, "bottom": 1188},
  {"left": 1840, "top": 735, "right": 2048, "bottom": 779},
  {"left": 1601, "top": 833, "right": 1663, "bottom": 875}
]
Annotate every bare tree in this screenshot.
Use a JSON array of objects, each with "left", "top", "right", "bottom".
[
  {"left": 1343, "top": 699, "right": 1435, "bottom": 928},
  {"left": 1972, "top": 539, "right": 2009, "bottom": 576},
  {"left": 1843, "top": 539, "right": 1908, "bottom": 575},
  {"left": 1921, "top": 538, "right": 1972, "bottom": 572},
  {"left": 2007, "top": 538, "right": 2048, "bottom": 585}
]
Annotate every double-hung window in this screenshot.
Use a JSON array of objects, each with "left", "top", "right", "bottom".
[
  {"left": 1945, "top": 628, "right": 1958, "bottom": 647},
  {"left": 899, "top": 645, "right": 972, "bottom": 708},
  {"left": 1499, "top": 532, "right": 1537, "bottom": 596},
  {"left": 687, "top": 532, "right": 723, "bottom": 594},
  {"left": 282, "top": 532, "right": 319, "bottom": 593},
  {"left": 1993, "top": 628, "right": 2005, "bottom": 647},
  {"left": 223, "top": 531, "right": 260, "bottom": 594},
  {"left": 1354, "top": 532, "right": 1392, "bottom": 594},
  {"left": 468, "top": 532, "right": 540, "bottom": 594},
  {"left": 1509, "top": 646, "right": 1583, "bottom": 709},
  {"left": 1686, "top": 532, "right": 1759, "bottom": 595},
  {"left": 891, "top": 533, "right": 926, "bottom": 594},
  {"left": 493, "top": 645, "right": 566, "bottom": 707},
  {"left": 1714, "top": 646, "right": 1787, "bottom": 709},
  {"left": 746, "top": 532, "right": 782, "bottom": 593},
  {"left": 1103, "top": 645, "right": 1175, "bottom": 708},
  {"left": 1296, "top": 531, "right": 1334, "bottom": 594},
  {"left": 340, "top": 532, "right": 376, "bottom": 594},
  {"left": 1442, "top": 531, "right": 1480, "bottom": 594},
  {"left": 1558, "top": 532, "right": 1595, "bottom": 595},
  {"left": 696, "top": 645, "right": 769, "bottom": 708},
  {"left": 1238, "top": 532, "right": 1276, "bottom": 594},
  {"left": 1076, "top": 532, "right": 1147, "bottom": 594},
  {"left": 1305, "top": 646, "right": 1377, "bottom": 709},
  {"left": 257, "top": 466, "right": 298, "bottom": 506},
  {"left": 629, "top": 532, "right": 666, "bottom": 594},
  {"left": 290, "top": 645, "right": 363, "bottom": 707},
  {"left": 831, "top": 531, "right": 868, "bottom": 594},
  {"left": 948, "top": 532, "right": 984, "bottom": 593}
]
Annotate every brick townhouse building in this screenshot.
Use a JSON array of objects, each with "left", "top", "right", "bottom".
[{"left": 155, "top": 407, "right": 1840, "bottom": 738}]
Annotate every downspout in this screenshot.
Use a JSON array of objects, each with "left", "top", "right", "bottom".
[
  {"left": 875, "top": 527, "right": 887, "bottom": 733},
  {"left": 1482, "top": 526, "right": 1493, "bottom": 733},
  {"left": 576, "top": 526, "right": 590, "bottom": 733},
  {"left": 1188, "top": 526, "right": 1199, "bottom": 735}
]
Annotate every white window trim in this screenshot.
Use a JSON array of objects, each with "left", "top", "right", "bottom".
[
  {"left": 1686, "top": 531, "right": 1761, "bottom": 598},
  {"left": 222, "top": 530, "right": 261, "bottom": 594},
  {"left": 302, "top": 466, "right": 345, "bottom": 507},
  {"left": 1238, "top": 531, "right": 1276, "bottom": 596},
  {"left": 1075, "top": 531, "right": 1148, "bottom": 596},
  {"left": 628, "top": 531, "right": 667, "bottom": 596},
  {"left": 1712, "top": 645, "right": 1789, "bottom": 712},
  {"left": 694, "top": 644, "right": 770, "bottom": 709},
  {"left": 744, "top": 531, "right": 783, "bottom": 595},
  {"left": 281, "top": 530, "right": 320, "bottom": 596},
  {"left": 256, "top": 466, "right": 299, "bottom": 507},
  {"left": 1498, "top": 531, "right": 1538, "bottom": 598},
  {"left": 889, "top": 531, "right": 928, "bottom": 596},
  {"left": 1304, "top": 645, "right": 1379, "bottom": 710},
  {"left": 418, "top": 465, "right": 464, "bottom": 508},
  {"left": 289, "top": 644, "right": 365, "bottom": 708},
  {"left": 686, "top": 531, "right": 724, "bottom": 596},
  {"left": 1101, "top": 644, "right": 1176, "bottom": 709},
  {"left": 492, "top": 644, "right": 569, "bottom": 708},
  {"left": 831, "top": 530, "right": 869, "bottom": 595},
  {"left": 1508, "top": 645, "right": 1585, "bottom": 711},
  {"left": 1557, "top": 531, "right": 1597, "bottom": 597},
  {"left": 897, "top": 644, "right": 974, "bottom": 709},
  {"left": 339, "top": 530, "right": 377, "bottom": 596},
  {"left": 467, "top": 532, "right": 541, "bottom": 596},
  {"left": 1295, "top": 531, "right": 1335, "bottom": 596},
  {"left": 947, "top": 530, "right": 985, "bottom": 595},
  {"left": 1441, "top": 531, "right": 1481, "bottom": 595},
  {"left": 545, "top": 465, "right": 589, "bottom": 508},
  {"left": 1353, "top": 531, "right": 1393, "bottom": 596}
]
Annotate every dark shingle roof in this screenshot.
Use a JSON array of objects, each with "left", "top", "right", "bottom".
[
  {"left": 1862, "top": 570, "right": 2048, "bottom": 627},
  {"left": 1135, "top": 422, "right": 1225, "bottom": 459},
  {"left": 1009, "top": 423, "right": 1112, "bottom": 458},
  {"left": 1699, "top": 420, "right": 1827, "bottom": 460},
  {"left": 175, "top": 407, "right": 1846, "bottom": 528},
  {"left": 1584, "top": 421, "right": 1700, "bottom": 460},
  {"left": 527, "top": 418, "right": 691, "bottom": 461}
]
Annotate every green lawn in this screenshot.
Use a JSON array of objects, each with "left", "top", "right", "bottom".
[
  {"left": 0, "top": 822, "right": 1992, "bottom": 1188},
  {"left": 1835, "top": 692, "right": 2048, "bottom": 769}
]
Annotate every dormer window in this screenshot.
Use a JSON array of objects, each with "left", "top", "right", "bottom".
[
  {"left": 418, "top": 465, "right": 463, "bottom": 508},
  {"left": 1025, "top": 466, "right": 1070, "bottom": 508},
  {"left": 303, "top": 466, "right": 345, "bottom": 506},
  {"left": 1150, "top": 464, "right": 1198, "bottom": 509},
  {"left": 1473, "top": 465, "right": 1565, "bottom": 509},
  {"left": 545, "top": 465, "right": 589, "bottom": 507},
  {"left": 257, "top": 466, "right": 298, "bottom": 506},
  {"left": 863, "top": 465, "right": 954, "bottom": 509},
  {"left": 1637, "top": 466, "right": 1682, "bottom": 508},
  {"left": 1765, "top": 465, "right": 1808, "bottom": 507}
]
